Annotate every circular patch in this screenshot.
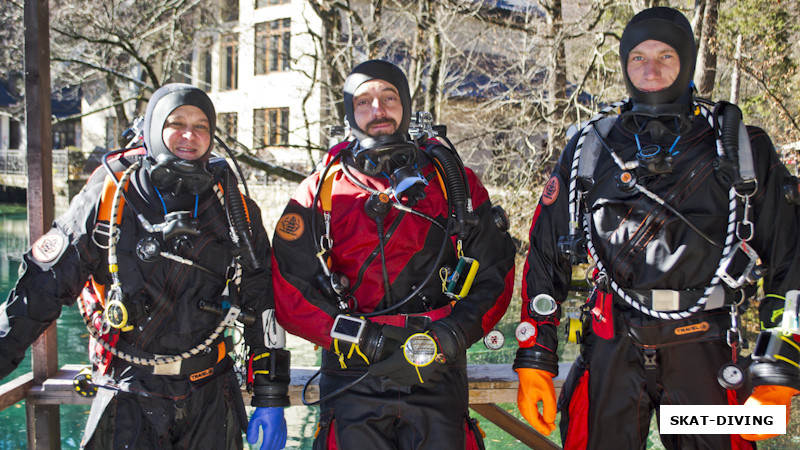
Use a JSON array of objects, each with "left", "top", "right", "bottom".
[
  {"left": 541, "top": 176, "right": 559, "bottom": 206},
  {"left": 31, "top": 231, "right": 66, "bottom": 263},
  {"left": 275, "top": 213, "right": 305, "bottom": 241}
]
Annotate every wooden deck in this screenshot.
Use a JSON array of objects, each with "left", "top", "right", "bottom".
[{"left": 2, "top": 362, "right": 569, "bottom": 449}]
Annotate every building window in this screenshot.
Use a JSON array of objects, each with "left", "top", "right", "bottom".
[
  {"left": 221, "top": 0, "right": 239, "bottom": 22},
  {"left": 198, "top": 48, "right": 212, "bottom": 92},
  {"left": 52, "top": 121, "right": 77, "bottom": 149},
  {"left": 218, "top": 112, "right": 238, "bottom": 149},
  {"left": 254, "top": 19, "right": 291, "bottom": 75},
  {"left": 256, "top": 0, "right": 291, "bottom": 9},
  {"left": 254, "top": 108, "right": 289, "bottom": 148},
  {"left": 170, "top": 54, "right": 193, "bottom": 85},
  {"left": 9, "top": 119, "right": 21, "bottom": 150},
  {"left": 221, "top": 34, "right": 239, "bottom": 91}
]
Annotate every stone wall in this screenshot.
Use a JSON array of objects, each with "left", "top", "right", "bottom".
[{"left": 248, "top": 182, "right": 299, "bottom": 239}]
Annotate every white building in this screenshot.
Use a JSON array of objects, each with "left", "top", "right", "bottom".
[{"left": 82, "top": 0, "right": 326, "bottom": 174}]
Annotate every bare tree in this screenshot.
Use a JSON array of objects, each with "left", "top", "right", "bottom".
[
  {"left": 0, "top": 1, "right": 25, "bottom": 120},
  {"left": 48, "top": 0, "right": 221, "bottom": 145},
  {"left": 694, "top": 0, "right": 718, "bottom": 98}
]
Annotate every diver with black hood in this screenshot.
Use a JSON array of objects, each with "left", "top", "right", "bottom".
[
  {"left": 272, "top": 60, "right": 516, "bottom": 449},
  {"left": 0, "top": 83, "right": 290, "bottom": 449},
  {"left": 513, "top": 7, "right": 800, "bottom": 449}
]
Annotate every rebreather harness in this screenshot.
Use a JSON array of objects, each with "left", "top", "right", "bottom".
[
  {"left": 566, "top": 99, "right": 758, "bottom": 321},
  {"left": 78, "top": 139, "right": 259, "bottom": 371}
]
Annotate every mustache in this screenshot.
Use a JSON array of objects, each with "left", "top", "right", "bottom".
[{"left": 365, "top": 117, "right": 397, "bottom": 130}]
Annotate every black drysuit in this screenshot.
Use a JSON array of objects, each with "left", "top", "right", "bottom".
[
  {"left": 518, "top": 110, "right": 800, "bottom": 449},
  {"left": 0, "top": 151, "right": 285, "bottom": 448}
]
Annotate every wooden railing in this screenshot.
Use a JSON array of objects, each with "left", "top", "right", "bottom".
[{"left": 1, "top": 363, "right": 569, "bottom": 449}]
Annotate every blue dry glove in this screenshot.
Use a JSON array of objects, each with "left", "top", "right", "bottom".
[{"left": 246, "top": 407, "right": 287, "bottom": 450}]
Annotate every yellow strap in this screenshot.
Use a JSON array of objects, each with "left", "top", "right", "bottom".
[
  {"left": 253, "top": 352, "right": 271, "bottom": 361},
  {"left": 774, "top": 355, "right": 800, "bottom": 369},
  {"left": 780, "top": 335, "right": 800, "bottom": 354},
  {"left": 332, "top": 337, "right": 371, "bottom": 367},
  {"left": 333, "top": 339, "right": 347, "bottom": 369}
]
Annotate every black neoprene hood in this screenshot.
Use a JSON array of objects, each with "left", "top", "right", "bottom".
[
  {"left": 619, "top": 7, "right": 696, "bottom": 105},
  {"left": 343, "top": 60, "right": 412, "bottom": 144},
  {"left": 143, "top": 83, "right": 216, "bottom": 163}
]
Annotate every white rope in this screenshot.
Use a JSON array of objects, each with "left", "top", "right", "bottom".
[
  {"left": 78, "top": 298, "right": 239, "bottom": 367},
  {"left": 569, "top": 100, "right": 740, "bottom": 319},
  {"left": 79, "top": 164, "right": 240, "bottom": 367}
]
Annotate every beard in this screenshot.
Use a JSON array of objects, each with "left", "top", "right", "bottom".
[{"left": 365, "top": 117, "right": 398, "bottom": 136}]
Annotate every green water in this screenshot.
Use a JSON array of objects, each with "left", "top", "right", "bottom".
[{"left": 0, "top": 205, "right": 556, "bottom": 449}]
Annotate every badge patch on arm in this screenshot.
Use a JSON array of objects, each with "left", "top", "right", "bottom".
[
  {"left": 541, "top": 177, "right": 559, "bottom": 206},
  {"left": 276, "top": 213, "right": 305, "bottom": 241},
  {"left": 32, "top": 230, "right": 67, "bottom": 263}
]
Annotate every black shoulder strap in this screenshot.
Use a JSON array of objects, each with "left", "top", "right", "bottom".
[{"left": 577, "top": 116, "right": 618, "bottom": 185}]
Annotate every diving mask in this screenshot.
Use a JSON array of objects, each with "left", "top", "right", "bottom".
[
  {"left": 352, "top": 135, "right": 419, "bottom": 177},
  {"left": 149, "top": 156, "right": 214, "bottom": 196},
  {"left": 351, "top": 135, "right": 428, "bottom": 199}
]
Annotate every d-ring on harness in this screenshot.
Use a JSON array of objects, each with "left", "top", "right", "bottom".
[
  {"left": 78, "top": 160, "right": 241, "bottom": 370},
  {"left": 567, "top": 99, "right": 757, "bottom": 320}
]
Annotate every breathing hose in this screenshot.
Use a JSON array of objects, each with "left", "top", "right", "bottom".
[
  {"left": 721, "top": 103, "right": 741, "bottom": 168},
  {"left": 223, "top": 168, "right": 261, "bottom": 271},
  {"left": 428, "top": 144, "right": 476, "bottom": 240}
]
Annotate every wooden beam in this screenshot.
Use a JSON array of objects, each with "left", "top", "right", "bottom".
[
  {"left": 470, "top": 403, "right": 561, "bottom": 450},
  {"left": 25, "top": 0, "right": 58, "bottom": 383},
  {"left": 0, "top": 372, "right": 34, "bottom": 411},
  {"left": 19, "top": 363, "right": 567, "bottom": 449},
  {"left": 24, "top": 0, "right": 59, "bottom": 447}
]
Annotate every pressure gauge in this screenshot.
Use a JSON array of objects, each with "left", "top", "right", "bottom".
[
  {"left": 483, "top": 329, "right": 505, "bottom": 350},
  {"left": 717, "top": 362, "right": 745, "bottom": 390}
]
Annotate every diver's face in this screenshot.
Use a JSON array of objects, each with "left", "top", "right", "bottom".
[
  {"left": 161, "top": 105, "right": 211, "bottom": 161},
  {"left": 626, "top": 39, "right": 680, "bottom": 94},
  {"left": 353, "top": 80, "right": 403, "bottom": 137}
]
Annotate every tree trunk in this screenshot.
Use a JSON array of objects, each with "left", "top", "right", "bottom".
[
  {"left": 542, "top": 0, "right": 568, "bottom": 162},
  {"left": 691, "top": 0, "right": 705, "bottom": 47},
  {"left": 694, "top": 0, "right": 718, "bottom": 98}
]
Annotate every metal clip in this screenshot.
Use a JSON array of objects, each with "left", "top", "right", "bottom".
[
  {"left": 643, "top": 348, "right": 657, "bottom": 367},
  {"left": 736, "top": 195, "right": 754, "bottom": 242},
  {"left": 727, "top": 304, "right": 742, "bottom": 348}
]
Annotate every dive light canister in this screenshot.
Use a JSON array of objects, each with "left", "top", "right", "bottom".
[{"left": 445, "top": 256, "right": 480, "bottom": 300}]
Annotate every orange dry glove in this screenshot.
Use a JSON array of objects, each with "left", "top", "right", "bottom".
[
  {"left": 516, "top": 367, "right": 557, "bottom": 436},
  {"left": 740, "top": 385, "right": 800, "bottom": 441}
]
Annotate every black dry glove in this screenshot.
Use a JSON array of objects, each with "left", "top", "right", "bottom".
[{"left": 368, "top": 325, "right": 447, "bottom": 388}]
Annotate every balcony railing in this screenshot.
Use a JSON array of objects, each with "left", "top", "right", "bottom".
[{"left": 0, "top": 149, "right": 69, "bottom": 177}]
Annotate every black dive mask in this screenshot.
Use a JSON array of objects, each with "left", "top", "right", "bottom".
[
  {"left": 143, "top": 83, "right": 216, "bottom": 197},
  {"left": 353, "top": 135, "right": 418, "bottom": 176},
  {"left": 149, "top": 156, "right": 214, "bottom": 196},
  {"left": 351, "top": 135, "right": 428, "bottom": 199},
  {"left": 620, "top": 97, "right": 694, "bottom": 141}
]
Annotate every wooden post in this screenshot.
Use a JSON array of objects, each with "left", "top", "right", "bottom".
[{"left": 24, "top": 0, "right": 60, "bottom": 447}]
